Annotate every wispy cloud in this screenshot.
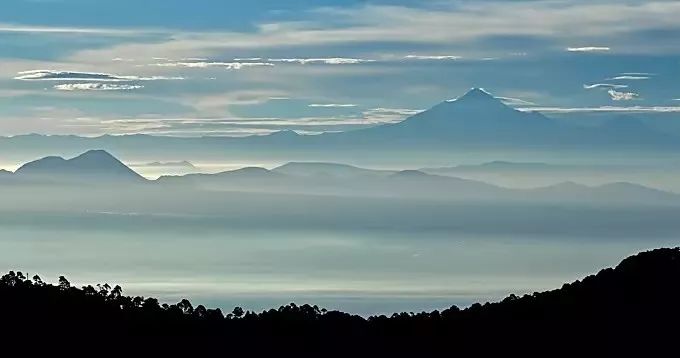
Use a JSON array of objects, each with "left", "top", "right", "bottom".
[
  {"left": 520, "top": 106, "right": 680, "bottom": 113},
  {"left": 566, "top": 47, "right": 611, "bottom": 52},
  {"left": 584, "top": 83, "right": 629, "bottom": 90},
  {"left": 607, "top": 75, "right": 650, "bottom": 80},
  {"left": 308, "top": 103, "right": 357, "bottom": 108},
  {"left": 362, "top": 108, "right": 423, "bottom": 123},
  {"left": 152, "top": 61, "right": 274, "bottom": 69},
  {"left": 0, "top": 23, "right": 140, "bottom": 35},
  {"left": 268, "top": 58, "right": 375, "bottom": 65},
  {"left": 403, "top": 55, "right": 462, "bottom": 60},
  {"left": 621, "top": 72, "right": 655, "bottom": 76},
  {"left": 495, "top": 96, "right": 536, "bottom": 106},
  {"left": 15, "top": 70, "right": 184, "bottom": 82},
  {"left": 608, "top": 89, "right": 639, "bottom": 101},
  {"left": 54, "top": 83, "right": 144, "bottom": 91}
]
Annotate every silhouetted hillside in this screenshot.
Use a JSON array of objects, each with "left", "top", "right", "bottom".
[{"left": 1, "top": 248, "right": 678, "bottom": 355}]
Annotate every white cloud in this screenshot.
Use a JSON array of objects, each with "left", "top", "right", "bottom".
[
  {"left": 495, "top": 96, "right": 536, "bottom": 106},
  {"left": 584, "top": 83, "right": 629, "bottom": 90},
  {"left": 608, "top": 75, "right": 650, "bottom": 80},
  {"left": 621, "top": 72, "right": 655, "bottom": 76},
  {"left": 520, "top": 106, "right": 680, "bottom": 113},
  {"left": 268, "top": 58, "right": 375, "bottom": 65},
  {"left": 0, "top": 23, "right": 139, "bottom": 35},
  {"left": 608, "top": 89, "right": 639, "bottom": 101},
  {"left": 180, "top": 90, "right": 289, "bottom": 116},
  {"left": 15, "top": 70, "right": 184, "bottom": 82},
  {"left": 308, "top": 103, "right": 357, "bottom": 108},
  {"left": 54, "top": 83, "right": 144, "bottom": 91},
  {"left": 367, "top": 108, "right": 422, "bottom": 116},
  {"left": 403, "top": 55, "right": 462, "bottom": 60},
  {"left": 566, "top": 47, "right": 611, "bottom": 52},
  {"left": 362, "top": 108, "right": 423, "bottom": 123},
  {"left": 152, "top": 61, "right": 274, "bottom": 69}
]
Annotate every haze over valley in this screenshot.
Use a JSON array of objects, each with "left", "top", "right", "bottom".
[{"left": 1, "top": 147, "right": 679, "bottom": 314}]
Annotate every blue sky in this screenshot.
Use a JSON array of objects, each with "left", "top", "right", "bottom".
[{"left": 1, "top": 0, "right": 680, "bottom": 136}]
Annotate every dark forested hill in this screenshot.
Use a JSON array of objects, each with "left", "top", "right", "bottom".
[{"left": 1, "top": 247, "right": 679, "bottom": 355}]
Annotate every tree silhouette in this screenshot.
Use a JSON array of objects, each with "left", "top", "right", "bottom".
[
  {"left": 0, "top": 247, "right": 678, "bottom": 355},
  {"left": 232, "top": 306, "right": 244, "bottom": 319}
]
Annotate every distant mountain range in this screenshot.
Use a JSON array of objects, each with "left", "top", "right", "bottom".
[
  {"left": 3, "top": 150, "right": 679, "bottom": 205},
  {"left": 159, "top": 160, "right": 680, "bottom": 204},
  {"left": 0, "top": 88, "right": 678, "bottom": 163}
]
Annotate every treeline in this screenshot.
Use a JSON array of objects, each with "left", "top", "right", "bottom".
[{"left": 1, "top": 248, "right": 679, "bottom": 355}]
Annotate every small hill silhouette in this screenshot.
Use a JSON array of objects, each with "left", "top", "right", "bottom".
[{"left": 15, "top": 150, "right": 145, "bottom": 183}]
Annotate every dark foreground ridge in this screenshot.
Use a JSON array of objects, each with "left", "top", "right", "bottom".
[{"left": 2, "top": 248, "right": 679, "bottom": 355}]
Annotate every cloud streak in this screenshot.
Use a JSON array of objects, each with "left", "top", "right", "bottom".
[
  {"left": 15, "top": 70, "right": 183, "bottom": 82},
  {"left": 403, "top": 55, "right": 462, "bottom": 60},
  {"left": 0, "top": 23, "right": 140, "bottom": 35},
  {"left": 54, "top": 83, "right": 144, "bottom": 91},
  {"left": 521, "top": 106, "right": 680, "bottom": 113},
  {"left": 567, "top": 47, "right": 611, "bottom": 52},
  {"left": 584, "top": 83, "right": 629, "bottom": 90},
  {"left": 308, "top": 103, "right": 358, "bottom": 108},
  {"left": 608, "top": 89, "right": 639, "bottom": 101},
  {"left": 495, "top": 96, "right": 536, "bottom": 106},
  {"left": 152, "top": 61, "right": 274, "bottom": 69},
  {"left": 608, "top": 75, "right": 650, "bottom": 80},
  {"left": 268, "top": 58, "right": 375, "bottom": 65}
]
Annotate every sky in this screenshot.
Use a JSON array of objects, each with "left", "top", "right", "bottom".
[{"left": 2, "top": 0, "right": 680, "bottom": 137}]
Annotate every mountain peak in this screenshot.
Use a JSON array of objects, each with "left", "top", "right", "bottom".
[
  {"left": 447, "top": 88, "right": 497, "bottom": 103},
  {"left": 74, "top": 149, "right": 118, "bottom": 161}
]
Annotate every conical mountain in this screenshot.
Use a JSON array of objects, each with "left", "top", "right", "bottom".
[
  {"left": 395, "top": 88, "right": 551, "bottom": 130},
  {"left": 329, "top": 88, "right": 558, "bottom": 145}
]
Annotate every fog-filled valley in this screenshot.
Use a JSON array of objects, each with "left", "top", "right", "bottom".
[{"left": 1, "top": 148, "right": 678, "bottom": 315}]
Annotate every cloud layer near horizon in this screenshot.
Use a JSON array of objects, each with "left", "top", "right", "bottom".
[{"left": 1, "top": 0, "right": 680, "bottom": 136}]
